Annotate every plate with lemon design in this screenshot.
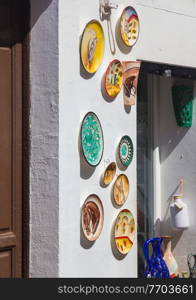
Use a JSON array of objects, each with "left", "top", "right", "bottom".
[{"left": 114, "top": 209, "right": 135, "bottom": 254}]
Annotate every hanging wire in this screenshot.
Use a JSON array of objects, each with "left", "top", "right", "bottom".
[{"left": 107, "top": 17, "right": 116, "bottom": 55}]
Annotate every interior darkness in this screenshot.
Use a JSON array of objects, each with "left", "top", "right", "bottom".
[{"left": 140, "top": 61, "right": 196, "bottom": 80}]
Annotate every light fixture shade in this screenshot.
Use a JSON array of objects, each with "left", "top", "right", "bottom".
[{"left": 172, "top": 85, "right": 194, "bottom": 127}]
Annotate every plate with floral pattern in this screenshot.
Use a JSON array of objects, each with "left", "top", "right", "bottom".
[
  {"left": 119, "top": 135, "right": 134, "bottom": 167},
  {"left": 81, "top": 112, "right": 104, "bottom": 167}
]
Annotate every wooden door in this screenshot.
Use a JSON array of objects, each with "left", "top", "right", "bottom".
[{"left": 0, "top": 0, "right": 24, "bottom": 277}]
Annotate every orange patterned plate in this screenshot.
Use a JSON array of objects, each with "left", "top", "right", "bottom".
[
  {"left": 105, "top": 60, "right": 123, "bottom": 97},
  {"left": 113, "top": 174, "right": 129, "bottom": 206},
  {"left": 115, "top": 209, "right": 135, "bottom": 254}
]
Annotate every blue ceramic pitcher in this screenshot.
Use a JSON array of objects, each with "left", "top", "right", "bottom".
[{"left": 143, "top": 237, "right": 170, "bottom": 278}]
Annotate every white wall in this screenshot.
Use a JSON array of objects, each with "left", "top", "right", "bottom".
[
  {"left": 59, "top": 0, "right": 138, "bottom": 278},
  {"left": 59, "top": 0, "right": 196, "bottom": 277},
  {"left": 30, "top": 0, "right": 59, "bottom": 277}
]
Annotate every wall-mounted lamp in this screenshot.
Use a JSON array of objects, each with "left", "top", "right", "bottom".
[
  {"left": 99, "top": 0, "right": 118, "bottom": 54},
  {"left": 100, "top": 0, "right": 118, "bottom": 19},
  {"left": 163, "top": 69, "right": 172, "bottom": 77},
  {"left": 172, "top": 84, "right": 194, "bottom": 127}
]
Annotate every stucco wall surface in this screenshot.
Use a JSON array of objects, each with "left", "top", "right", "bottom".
[
  {"left": 58, "top": 0, "right": 196, "bottom": 277},
  {"left": 30, "top": 0, "right": 59, "bottom": 277}
]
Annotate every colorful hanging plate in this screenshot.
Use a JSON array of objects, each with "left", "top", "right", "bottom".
[
  {"left": 81, "top": 194, "right": 104, "bottom": 241},
  {"left": 119, "top": 135, "right": 134, "bottom": 167},
  {"left": 103, "top": 162, "right": 117, "bottom": 185},
  {"left": 120, "top": 6, "right": 139, "bottom": 47},
  {"left": 105, "top": 60, "right": 123, "bottom": 97},
  {"left": 113, "top": 174, "right": 129, "bottom": 206},
  {"left": 81, "top": 112, "right": 104, "bottom": 167},
  {"left": 80, "top": 20, "right": 105, "bottom": 73},
  {"left": 114, "top": 209, "right": 135, "bottom": 254}
]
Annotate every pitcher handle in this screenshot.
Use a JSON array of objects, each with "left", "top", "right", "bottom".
[
  {"left": 143, "top": 238, "right": 153, "bottom": 264},
  {"left": 187, "top": 253, "right": 195, "bottom": 269}
]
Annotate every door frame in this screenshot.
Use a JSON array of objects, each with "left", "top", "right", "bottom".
[{"left": 21, "top": 0, "right": 30, "bottom": 278}]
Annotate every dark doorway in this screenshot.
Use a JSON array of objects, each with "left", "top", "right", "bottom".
[{"left": 0, "top": 0, "right": 29, "bottom": 277}]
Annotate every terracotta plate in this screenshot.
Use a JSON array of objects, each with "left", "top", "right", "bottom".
[
  {"left": 81, "top": 194, "right": 104, "bottom": 241},
  {"left": 113, "top": 174, "right": 129, "bottom": 206},
  {"left": 115, "top": 209, "right": 135, "bottom": 254},
  {"left": 120, "top": 6, "right": 139, "bottom": 47},
  {"left": 80, "top": 20, "right": 105, "bottom": 73},
  {"left": 103, "top": 162, "right": 117, "bottom": 185},
  {"left": 105, "top": 60, "right": 123, "bottom": 97}
]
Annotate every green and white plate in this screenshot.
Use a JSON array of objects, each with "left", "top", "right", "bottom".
[
  {"left": 119, "top": 135, "right": 134, "bottom": 167},
  {"left": 81, "top": 112, "right": 104, "bottom": 167}
]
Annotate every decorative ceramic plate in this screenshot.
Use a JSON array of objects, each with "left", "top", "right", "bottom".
[
  {"left": 80, "top": 20, "right": 105, "bottom": 73},
  {"left": 103, "top": 162, "right": 117, "bottom": 185},
  {"left": 120, "top": 6, "right": 139, "bottom": 47},
  {"left": 114, "top": 209, "right": 135, "bottom": 254},
  {"left": 81, "top": 112, "right": 104, "bottom": 167},
  {"left": 81, "top": 194, "right": 104, "bottom": 241},
  {"left": 119, "top": 135, "right": 134, "bottom": 167},
  {"left": 105, "top": 60, "right": 123, "bottom": 97},
  {"left": 113, "top": 174, "right": 129, "bottom": 206}
]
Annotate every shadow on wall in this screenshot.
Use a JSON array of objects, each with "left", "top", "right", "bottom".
[
  {"left": 156, "top": 77, "right": 192, "bottom": 164},
  {"left": 78, "top": 127, "right": 96, "bottom": 180},
  {"left": 30, "top": 0, "right": 54, "bottom": 28}
]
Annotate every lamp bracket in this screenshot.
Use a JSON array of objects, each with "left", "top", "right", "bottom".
[{"left": 100, "top": 0, "right": 118, "bottom": 18}]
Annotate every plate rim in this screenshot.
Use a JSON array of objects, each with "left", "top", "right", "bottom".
[
  {"left": 120, "top": 6, "right": 140, "bottom": 47},
  {"left": 119, "top": 135, "right": 134, "bottom": 167},
  {"left": 80, "top": 111, "right": 104, "bottom": 167},
  {"left": 80, "top": 19, "right": 105, "bottom": 74},
  {"left": 104, "top": 59, "right": 123, "bottom": 98},
  {"left": 81, "top": 194, "right": 104, "bottom": 241}
]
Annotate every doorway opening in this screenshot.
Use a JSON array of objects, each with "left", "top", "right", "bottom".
[
  {"left": 0, "top": 0, "right": 30, "bottom": 278},
  {"left": 137, "top": 61, "right": 196, "bottom": 277}
]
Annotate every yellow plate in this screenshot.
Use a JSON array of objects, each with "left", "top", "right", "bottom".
[
  {"left": 80, "top": 20, "right": 105, "bottom": 73},
  {"left": 115, "top": 209, "right": 135, "bottom": 254},
  {"left": 120, "top": 6, "right": 139, "bottom": 47},
  {"left": 105, "top": 60, "right": 123, "bottom": 98},
  {"left": 113, "top": 174, "right": 129, "bottom": 206}
]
